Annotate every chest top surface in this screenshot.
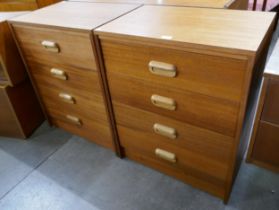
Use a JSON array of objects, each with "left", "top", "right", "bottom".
[
  {"left": 9, "top": 1, "right": 140, "bottom": 31},
  {"left": 265, "top": 39, "right": 279, "bottom": 79},
  {"left": 67, "top": 0, "right": 236, "bottom": 8},
  {"left": 0, "top": 12, "right": 29, "bottom": 23},
  {"left": 96, "top": 5, "right": 275, "bottom": 55}
]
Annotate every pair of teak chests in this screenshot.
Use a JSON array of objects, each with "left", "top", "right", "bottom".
[{"left": 8, "top": 1, "right": 276, "bottom": 202}]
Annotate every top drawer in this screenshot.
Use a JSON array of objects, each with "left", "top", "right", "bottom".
[
  {"left": 101, "top": 39, "right": 248, "bottom": 102},
  {"left": 262, "top": 78, "right": 279, "bottom": 125},
  {"left": 12, "top": 24, "right": 97, "bottom": 71}
]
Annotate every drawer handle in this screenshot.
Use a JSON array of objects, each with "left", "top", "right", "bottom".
[
  {"left": 151, "top": 95, "right": 176, "bottom": 111},
  {"left": 41, "top": 40, "right": 60, "bottom": 53},
  {"left": 59, "top": 93, "right": 75, "bottom": 104},
  {"left": 50, "top": 68, "right": 68, "bottom": 80},
  {"left": 155, "top": 148, "right": 176, "bottom": 163},
  {"left": 153, "top": 123, "right": 177, "bottom": 139},
  {"left": 66, "top": 115, "right": 82, "bottom": 126},
  {"left": 149, "top": 61, "right": 176, "bottom": 77}
]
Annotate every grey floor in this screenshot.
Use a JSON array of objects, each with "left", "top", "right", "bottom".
[{"left": 1, "top": 19, "right": 279, "bottom": 210}]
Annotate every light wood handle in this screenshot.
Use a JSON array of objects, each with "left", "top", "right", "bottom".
[
  {"left": 59, "top": 93, "right": 75, "bottom": 104},
  {"left": 151, "top": 95, "right": 176, "bottom": 111},
  {"left": 155, "top": 148, "right": 176, "bottom": 163},
  {"left": 50, "top": 68, "right": 68, "bottom": 80},
  {"left": 66, "top": 115, "right": 82, "bottom": 126},
  {"left": 41, "top": 40, "right": 60, "bottom": 53},
  {"left": 149, "top": 61, "right": 176, "bottom": 77},
  {"left": 153, "top": 123, "right": 177, "bottom": 139}
]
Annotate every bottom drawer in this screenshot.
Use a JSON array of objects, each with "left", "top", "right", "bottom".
[
  {"left": 124, "top": 147, "right": 226, "bottom": 199},
  {"left": 118, "top": 125, "right": 229, "bottom": 189},
  {"left": 252, "top": 121, "right": 279, "bottom": 169},
  {"left": 47, "top": 107, "right": 113, "bottom": 149}
]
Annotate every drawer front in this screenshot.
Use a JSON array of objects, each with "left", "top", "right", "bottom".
[
  {"left": 48, "top": 106, "right": 113, "bottom": 149},
  {"left": 118, "top": 125, "right": 228, "bottom": 186},
  {"left": 262, "top": 79, "right": 279, "bottom": 125},
  {"left": 0, "top": 86, "right": 21, "bottom": 137},
  {"left": 108, "top": 72, "right": 239, "bottom": 136},
  {"left": 27, "top": 62, "right": 103, "bottom": 98},
  {"left": 124, "top": 148, "right": 225, "bottom": 198},
  {"left": 252, "top": 121, "right": 279, "bottom": 167},
  {"left": 36, "top": 83, "right": 108, "bottom": 123},
  {"left": 12, "top": 24, "right": 97, "bottom": 71},
  {"left": 114, "top": 103, "right": 234, "bottom": 162},
  {"left": 101, "top": 39, "right": 248, "bottom": 102}
]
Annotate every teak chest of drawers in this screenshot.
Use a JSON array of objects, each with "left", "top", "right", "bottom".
[
  {"left": 247, "top": 38, "right": 279, "bottom": 173},
  {"left": 95, "top": 6, "right": 276, "bottom": 202},
  {"left": 68, "top": 0, "right": 248, "bottom": 10},
  {"left": 9, "top": 2, "right": 140, "bottom": 152},
  {"left": 0, "top": 12, "right": 44, "bottom": 138}
]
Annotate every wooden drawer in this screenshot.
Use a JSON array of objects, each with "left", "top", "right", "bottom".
[
  {"left": 118, "top": 125, "right": 228, "bottom": 187},
  {"left": 47, "top": 106, "right": 113, "bottom": 149},
  {"left": 108, "top": 72, "right": 239, "bottom": 137},
  {"left": 251, "top": 121, "right": 279, "bottom": 169},
  {"left": 101, "top": 39, "right": 248, "bottom": 102},
  {"left": 12, "top": 24, "right": 97, "bottom": 71},
  {"left": 27, "top": 61, "right": 103, "bottom": 98},
  {"left": 36, "top": 83, "right": 108, "bottom": 123},
  {"left": 124, "top": 147, "right": 226, "bottom": 198},
  {"left": 262, "top": 79, "right": 279, "bottom": 125},
  {"left": 114, "top": 103, "right": 234, "bottom": 162}
]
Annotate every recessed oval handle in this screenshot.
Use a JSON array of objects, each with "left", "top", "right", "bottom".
[
  {"left": 153, "top": 123, "right": 177, "bottom": 139},
  {"left": 59, "top": 93, "right": 75, "bottom": 104},
  {"left": 155, "top": 148, "right": 176, "bottom": 163},
  {"left": 151, "top": 94, "right": 176, "bottom": 111},
  {"left": 41, "top": 40, "right": 60, "bottom": 53},
  {"left": 50, "top": 68, "right": 68, "bottom": 80},
  {"left": 149, "top": 61, "right": 176, "bottom": 77},
  {"left": 66, "top": 115, "right": 82, "bottom": 126}
]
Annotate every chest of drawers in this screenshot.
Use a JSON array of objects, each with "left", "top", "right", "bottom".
[
  {"left": 68, "top": 0, "right": 248, "bottom": 9},
  {"left": 247, "top": 38, "right": 279, "bottom": 173},
  {"left": 95, "top": 6, "right": 276, "bottom": 202},
  {"left": 0, "top": 12, "right": 44, "bottom": 139},
  {"left": 9, "top": 2, "right": 140, "bottom": 152},
  {"left": 0, "top": 0, "right": 61, "bottom": 11}
]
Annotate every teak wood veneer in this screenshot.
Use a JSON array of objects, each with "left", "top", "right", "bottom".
[
  {"left": 0, "top": 12, "right": 44, "bottom": 138},
  {"left": 95, "top": 5, "right": 276, "bottom": 202},
  {"left": 247, "top": 38, "right": 279, "bottom": 173},
  {"left": 0, "top": 0, "right": 61, "bottom": 11},
  {"left": 9, "top": 1, "right": 140, "bottom": 154},
  {"left": 68, "top": 0, "right": 249, "bottom": 9}
]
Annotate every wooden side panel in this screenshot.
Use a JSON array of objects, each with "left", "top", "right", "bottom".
[
  {"left": 0, "top": 85, "right": 22, "bottom": 138},
  {"left": 0, "top": 21, "right": 26, "bottom": 86},
  {"left": 0, "top": 81, "right": 44, "bottom": 138},
  {"left": 227, "top": 0, "right": 249, "bottom": 10},
  {"left": 251, "top": 121, "right": 279, "bottom": 170},
  {"left": 0, "top": 1, "right": 38, "bottom": 11},
  {"left": 262, "top": 78, "right": 279, "bottom": 125}
]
